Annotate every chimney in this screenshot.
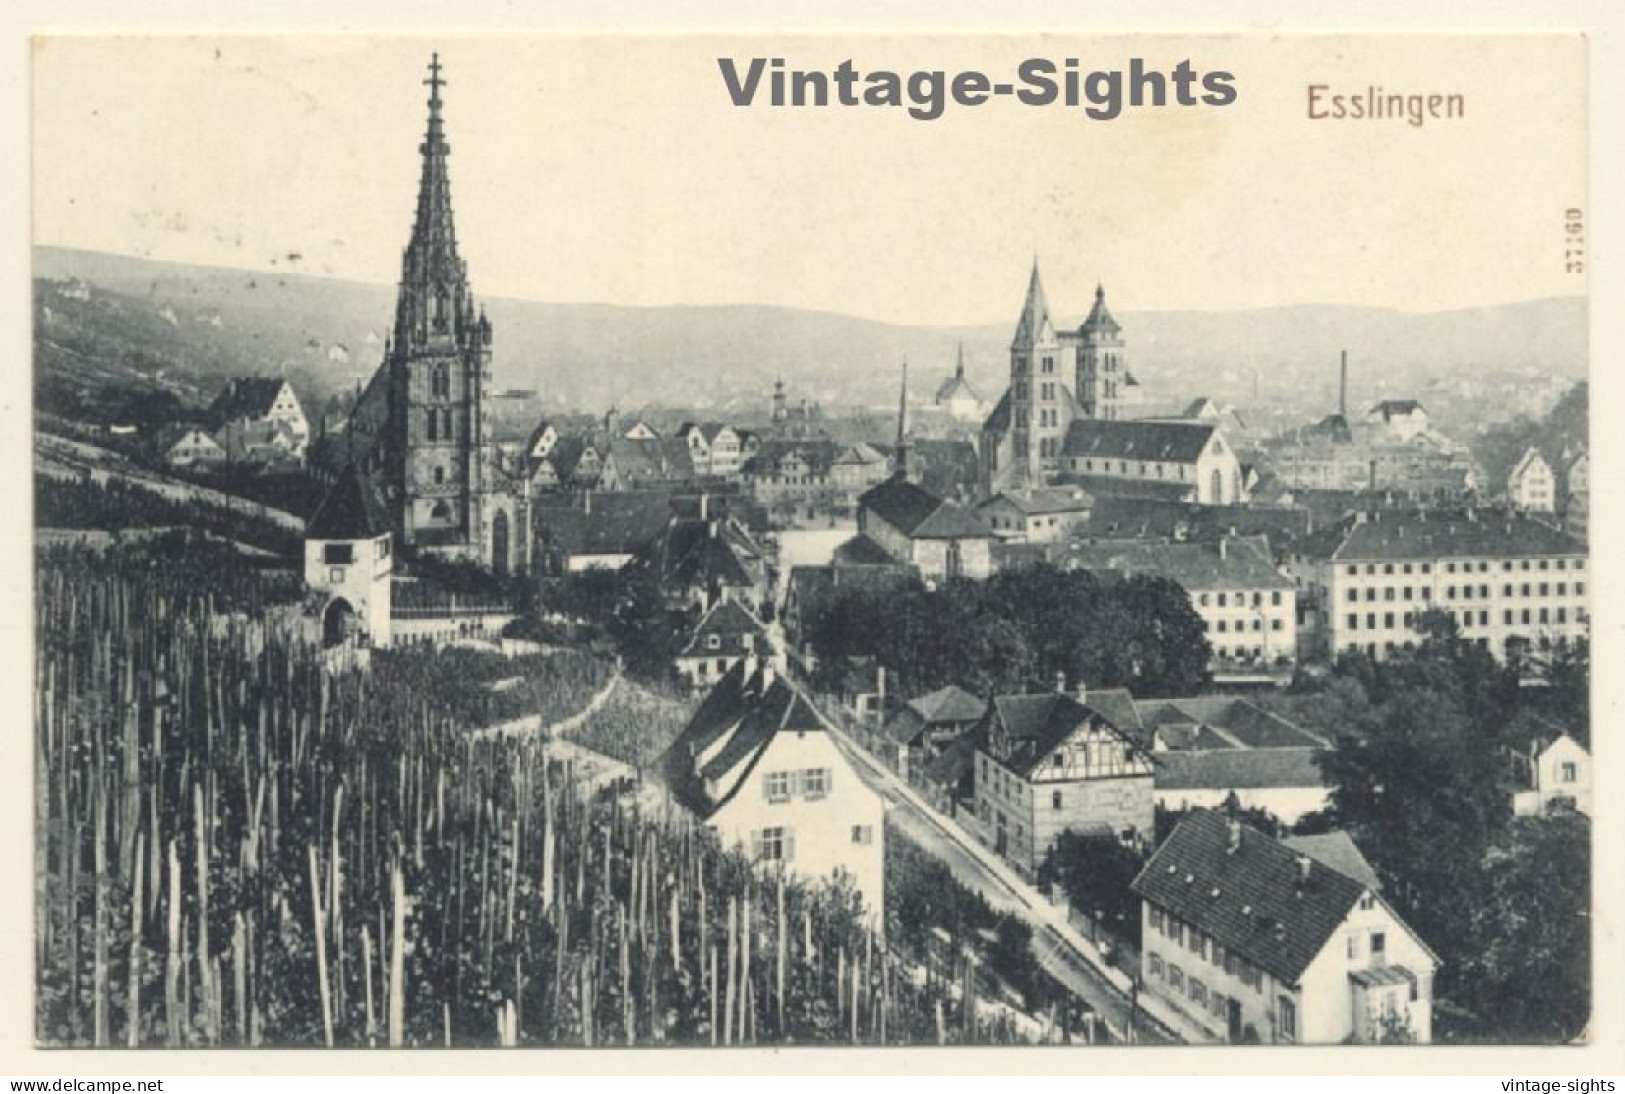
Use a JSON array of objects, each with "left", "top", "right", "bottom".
[
  {"left": 1227, "top": 818, "right": 1242, "bottom": 854},
  {"left": 1339, "top": 350, "right": 1348, "bottom": 419},
  {"left": 699, "top": 492, "right": 709, "bottom": 521},
  {"left": 761, "top": 661, "right": 776, "bottom": 691},
  {"left": 1296, "top": 854, "right": 1312, "bottom": 885},
  {"left": 1054, "top": 671, "right": 1067, "bottom": 694},
  {"left": 1075, "top": 679, "right": 1089, "bottom": 706}
]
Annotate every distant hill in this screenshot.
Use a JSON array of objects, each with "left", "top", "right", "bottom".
[{"left": 34, "top": 245, "right": 1587, "bottom": 421}]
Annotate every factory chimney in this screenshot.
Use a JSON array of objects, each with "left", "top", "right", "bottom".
[{"left": 1339, "top": 350, "right": 1349, "bottom": 419}]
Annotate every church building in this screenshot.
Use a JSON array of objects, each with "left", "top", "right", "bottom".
[
  {"left": 333, "top": 54, "right": 530, "bottom": 575},
  {"left": 980, "top": 263, "right": 1134, "bottom": 496}
]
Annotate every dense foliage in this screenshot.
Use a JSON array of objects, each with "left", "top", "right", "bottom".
[
  {"left": 566, "top": 681, "right": 694, "bottom": 773},
  {"left": 806, "top": 564, "right": 1211, "bottom": 699},
  {"left": 1037, "top": 831, "right": 1147, "bottom": 950},
  {"left": 1270, "top": 613, "right": 1590, "bottom": 1043}
]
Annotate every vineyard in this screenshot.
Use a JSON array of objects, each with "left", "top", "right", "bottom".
[{"left": 34, "top": 550, "right": 1038, "bottom": 1048}]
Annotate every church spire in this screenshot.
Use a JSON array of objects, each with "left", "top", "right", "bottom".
[
  {"left": 956, "top": 341, "right": 966, "bottom": 379},
  {"left": 1011, "top": 259, "right": 1054, "bottom": 349},
  {"left": 396, "top": 52, "right": 468, "bottom": 346}
]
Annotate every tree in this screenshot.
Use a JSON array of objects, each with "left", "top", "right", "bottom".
[
  {"left": 1037, "top": 830, "right": 1146, "bottom": 948},
  {"left": 1459, "top": 812, "right": 1590, "bottom": 1042}
]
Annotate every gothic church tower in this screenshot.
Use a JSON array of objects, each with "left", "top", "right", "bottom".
[
  {"left": 1009, "top": 261, "right": 1067, "bottom": 486},
  {"left": 381, "top": 54, "right": 511, "bottom": 567},
  {"left": 1076, "top": 284, "right": 1126, "bottom": 420}
]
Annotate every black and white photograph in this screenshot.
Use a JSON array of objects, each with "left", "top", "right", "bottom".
[{"left": 26, "top": 33, "right": 1597, "bottom": 1056}]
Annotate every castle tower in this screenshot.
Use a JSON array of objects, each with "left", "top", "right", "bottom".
[
  {"left": 1077, "top": 284, "right": 1125, "bottom": 420},
  {"left": 382, "top": 53, "right": 502, "bottom": 565},
  {"left": 1010, "top": 260, "right": 1065, "bottom": 485}
]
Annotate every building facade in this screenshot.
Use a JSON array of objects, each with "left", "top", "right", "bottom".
[
  {"left": 661, "top": 658, "right": 886, "bottom": 924},
  {"left": 304, "top": 467, "right": 394, "bottom": 649},
  {"left": 1327, "top": 510, "right": 1588, "bottom": 662},
  {"left": 1507, "top": 447, "right": 1556, "bottom": 513},
  {"left": 1134, "top": 811, "right": 1439, "bottom": 1044},
  {"left": 973, "top": 687, "right": 1156, "bottom": 875}
]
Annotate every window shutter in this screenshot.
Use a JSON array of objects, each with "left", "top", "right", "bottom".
[
  {"left": 751, "top": 830, "right": 763, "bottom": 859},
  {"left": 784, "top": 828, "right": 796, "bottom": 862}
]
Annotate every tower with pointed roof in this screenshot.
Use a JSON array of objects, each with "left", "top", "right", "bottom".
[
  {"left": 339, "top": 53, "right": 528, "bottom": 575},
  {"left": 1008, "top": 260, "right": 1068, "bottom": 486},
  {"left": 1076, "top": 283, "right": 1126, "bottom": 420}
]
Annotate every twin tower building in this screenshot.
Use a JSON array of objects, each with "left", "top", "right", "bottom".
[{"left": 979, "top": 263, "right": 1138, "bottom": 495}]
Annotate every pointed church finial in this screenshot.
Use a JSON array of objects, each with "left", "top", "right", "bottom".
[
  {"left": 956, "top": 341, "right": 965, "bottom": 378},
  {"left": 1096, "top": 282, "right": 1105, "bottom": 300}
]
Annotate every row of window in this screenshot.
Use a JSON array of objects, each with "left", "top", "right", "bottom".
[
  {"left": 1077, "top": 457, "right": 1193, "bottom": 481},
  {"left": 1346, "top": 605, "right": 1579, "bottom": 633},
  {"left": 1146, "top": 952, "right": 1294, "bottom": 1037},
  {"left": 1148, "top": 906, "right": 1265, "bottom": 990},
  {"left": 763, "top": 767, "right": 832, "bottom": 804},
  {"left": 1345, "top": 580, "right": 1586, "bottom": 603},
  {"left": 1198, "top": 591, "right": 1285, "bottom": 608},
  {"left": 1207, "top": 618, "right": 1285, "bottom": 634},
  {"left": 1343, "top": 557, "right": 1583, "bottom": 578}
]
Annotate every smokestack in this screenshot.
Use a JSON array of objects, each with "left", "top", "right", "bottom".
[{"left": 1340, "top": 350, "right": 1348, "bottom": 419}]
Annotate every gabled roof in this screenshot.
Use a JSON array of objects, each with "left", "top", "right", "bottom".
[
  {"left": 636, "top": 517, "right": 760, "bottom": 591},
  {"left": 832, "top": 534, "right": 899, "bottom": 567},
  {"left": 679, "top": 599, "right": 768, "bottom": 659},
  {"left": 908, "top": 684, "right": 987, "bottom": 725},
  {"left": 307, "top": 465, "right": 391, "bottom": 541},
  {"left": 1133, "top": 695, "right": 1328, "bottom": 750},
  {"left": 979, "top": 486, "right": 1095, "bottom": 517},
  {"left": 1057, "top": 537, "right": 1293, "bottom": 591},
  {"left": 936, "top": 346, "right": 981, "bottom": 403},
  {"left": 660, "top": 660, "right": 827, "bottom": 818},
  {"left": 207, "top": 377, "right": 294, "bottom": 426},
  {"left": 1131, "top": 810, "right": 1371, "bottom": 986},
  {"left": 1011, "top": 262, "right": 1057, "bottom": 349},
  {"left": 1508, "top": 446, "right": 1552, "bottom": 481},
  {"left": 1280, "top": 832, "right": 1381, "bottom": 892},
  {"left": 1329, "top": 510, "right": 1583, "bottom": 562},
  {"left": 981, "top": 689, "right": 1147, "bottom": 778},
  {"left": 1153, "top": 748, "right": 1325, "bottom": 791},
  {"left": 535, "top": 492, "right": 672, "bottom": 558},
  {"left": 859, "top": 475, "right": 993, "bottom": 540},
  {"left": 1061, "top": 418, "right": 1217, "bottom": 463}
]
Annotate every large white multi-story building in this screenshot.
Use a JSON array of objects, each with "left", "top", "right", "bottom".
[
  {"left": 660, "top": 658, "right": 886, "bottom": 924},
  {"left": 1327, "top": 510, "right": 1587, "bottom": 662}
]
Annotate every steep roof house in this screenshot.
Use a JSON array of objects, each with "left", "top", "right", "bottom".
[
  {"left": 660, "top": 658, "right": 885, "bottom": 924},
  {"left": 1133, "top": 810, "right": 1438, "bottom": 1044}
]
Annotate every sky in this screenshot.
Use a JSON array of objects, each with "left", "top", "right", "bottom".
[{"left": 32, "top": 34, "right": 1586, "bottom": 325}]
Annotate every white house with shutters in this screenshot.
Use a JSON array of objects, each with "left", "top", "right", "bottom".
[
  {"left": 1133, "top": 810, "right": 1439, "bottom": 1044},
  {"left": 660, "top": 657, "right": 885, "bottom": 924}
]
